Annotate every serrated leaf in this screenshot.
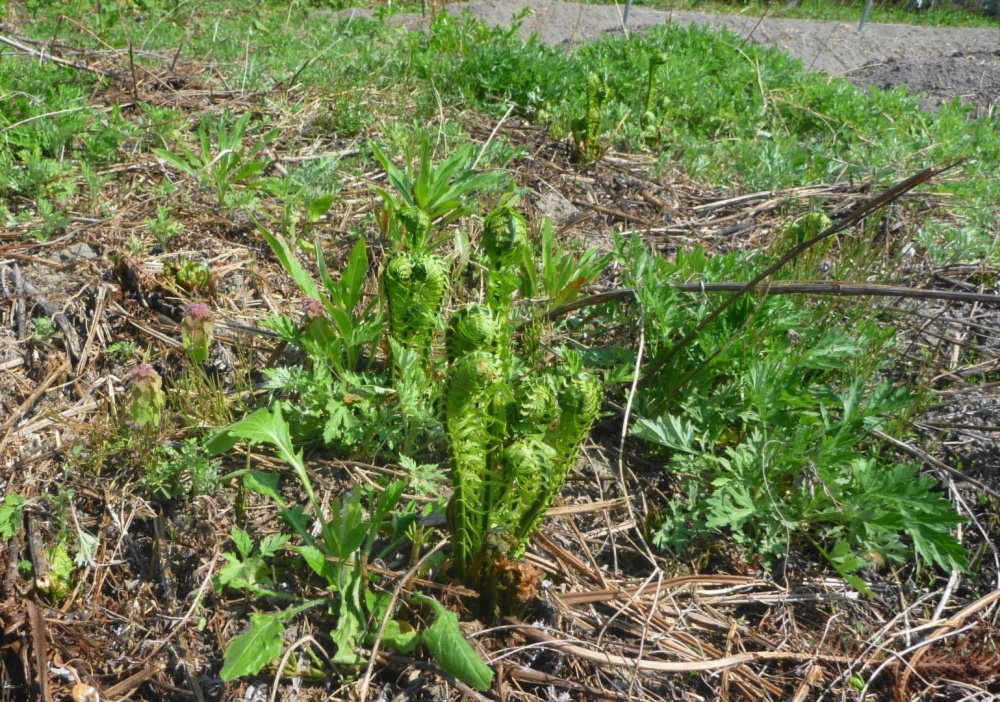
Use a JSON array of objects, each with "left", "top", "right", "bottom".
[
  {"left": 232, "top": 528, "right": 254, "bottom": 558},
  {"left": 259, "top": 533, "right": 291, "bottom": 558},
  {"left": 220, "top": 613, "right": 285, "bottom": 681},
  {"left": 216, "top": 552, "right": 264, "bottom": 590},
  {"left": 415, "top": 596, "right": 493, "bottom": 691},
  {"left": 632, "top": 415, "right": 696, "bottom": 454}
]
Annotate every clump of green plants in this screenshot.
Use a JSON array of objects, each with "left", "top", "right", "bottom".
[
  {"left": 616, "top": 231, "right": 968, "bottom": 588},
  {"left": 145, "top": 438, "right": 221, "bottom": 501},
  {"left": 202, "top": 141, "right": 610, "bottom": 686},
  {"left": 147, "top": 206, "right": 183, "bottom": 251},
  {"left": 206, "top": 405, "right": 494, "bottom": 690},
  {"left": 153, "top": 111, "right": 277, "bottom": 208}
]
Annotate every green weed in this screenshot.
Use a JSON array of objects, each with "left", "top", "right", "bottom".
[
  {"left": 616, "top": 230, "right": 968, "bottom": 579},
  {"left": 153, "top": 111, "right": 277, "bottom": 208},
  {"left": 145, "top": 439, "right": 221, "bottom": 501},
  {"left": 147, "top": 206, "right": 183, "bottom": 252}
]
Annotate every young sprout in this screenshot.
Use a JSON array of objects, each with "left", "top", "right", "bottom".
[
  {"left": 181, "top": 303, "right": 215, "bottom": 365},
  {"left": 130, "top": 364, "right": 165, "bottom": 428}
]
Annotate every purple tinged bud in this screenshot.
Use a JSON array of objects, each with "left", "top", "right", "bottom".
[
  {"left": 130, "top": 364, "right": 165, "bottom": 427},
  {"left": 303, "top": 298, "right": 326, "bottom": 321},
  {"left": 181, "top": 304, "right": 215, "bottom": 365}
]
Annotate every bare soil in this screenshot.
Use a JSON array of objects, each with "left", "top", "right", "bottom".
[{"left": 334, "top": 0, "right": 1000, "bottom": 114}]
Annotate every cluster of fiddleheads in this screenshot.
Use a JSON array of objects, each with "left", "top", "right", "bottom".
[
  {"left": 374, "top": 184, "right": 606, "bottom": 595},
  {"left": 443, "top": 219, "right": 604, "bottom": 585}
]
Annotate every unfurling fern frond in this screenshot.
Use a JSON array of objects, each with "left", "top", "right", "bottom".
[
  {"left": 497, "top": 437, "right": 555, "bottom": 528},
  {"left": 508, "top": 376, "right": 559, "bottom": 438},
  {"left": 383, "top": 251, "right": 447, "bottom": 359},
  {"left": 397, "top": 205, "right": 432, "bottom": 248},
  {"left": 446, "top": 350, "right": 502, "bottom": 578},
  {"left": 513, "top": 371, "right": 602, "bottom": 553},
  {"left": 482, "top": 206, "right": 527, "bottom": 270},
  {"left": 447, "top": 304, "right": 498, "bottom": 361}
]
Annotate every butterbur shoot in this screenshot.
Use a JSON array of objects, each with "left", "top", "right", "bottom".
[
  {"left": 130, "top": 364, "right": 165, "bottom": 428},
  {"left": 181, "top": 303, "right": 215, "bottom": 365}
]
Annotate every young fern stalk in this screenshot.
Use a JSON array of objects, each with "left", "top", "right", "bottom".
[
  {"left": 642, "top": 52, "right": 668, "bottom": 128},
  {"left": 481, "top": 204, "right": 527, "bottom": 361},
  {"left": 572, "top": 73, "right": 608, "bottom": 164},
  {"left": 445, "top": 305, "right": 501, "bottom": 580}
]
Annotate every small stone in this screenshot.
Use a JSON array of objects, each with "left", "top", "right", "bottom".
[{"left": 58, "top": 243, "right": 98, "bottom": 263}]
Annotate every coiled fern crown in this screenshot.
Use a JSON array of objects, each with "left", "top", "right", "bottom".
[
  {"left": 482, "top": 205, "right": 527, "bottom": 269},
  {"left": 509, "top": 376, "right": 559, "bottom": 436},
  {"left": 383, "top": 251, "right": 447, "bottom": 358},
  {"left": 447, "top": 304, "right": 498, "bottom": 361}
]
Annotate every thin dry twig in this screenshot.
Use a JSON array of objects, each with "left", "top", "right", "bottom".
[{"left": 507, "top": 620, "right": 866, "bottom": 672}]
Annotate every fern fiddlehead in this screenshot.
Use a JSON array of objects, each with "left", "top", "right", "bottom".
[
  {"left": 446, "top": 303, "right": 498, "bottom": 360},
  {"left": 513, "top": 370, "right": 602, "bottom": 553},
  {"left": 482, "top": 205, "right": 527, "bottom": 270},
  {"left": 446, "top": 344, "right": 503, "bottom": 579},
  {"left": 383, "top": 251, "right": 447, "bottom": 360}
]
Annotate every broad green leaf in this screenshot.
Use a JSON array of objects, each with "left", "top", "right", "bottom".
[
  {"left": 258, "top": 224, "right": 323, "bottom": 301},
  {"left": 341, "top": 239, "right": 369, "bottom": 311},
  {"left": 370, "top": 143, "right": 413, "bottom": 206},
  {"left": 153, "top": 148, "right": 199, "bottom": 178},
  {"left": 296, "top": 545, "right": 334, "bottom": 581},
  {"left": 0, "top": 493, "right": 25, "bottom": 541},
  {"left": 220, "top": 613, "right": 285, "bottom": 680},
  {"left": 307, "top": 194, "right": 336, "bottom": 223},
  {"left": 314, "top": 245, "right": 338, "bottom": 310},
  {"left": 330, "top": 575, "right": 366, "bottom": 665},
  {"left": 372, "top": 481, "right": 406, "bottom": 526},
  {"left": 549, "top": 276, "right": 585, "bottom": 310},
  {"left": 375, "top": 620, "right": 419, "bottom": 654},
  {"left": 242, "top": 470, "right": 281, "bottom": 502},
  {"left": 208, "top": 406, "right": 295, "bottom": 461},
  {"left": 416, "top": 596, "right": 493, "bottom": 691},
  {"left": 328, "top": 307, "right": 354, "bottom": 340},
  {"left": 228, "top": 160, "right": 268, "bottom": 185}
]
